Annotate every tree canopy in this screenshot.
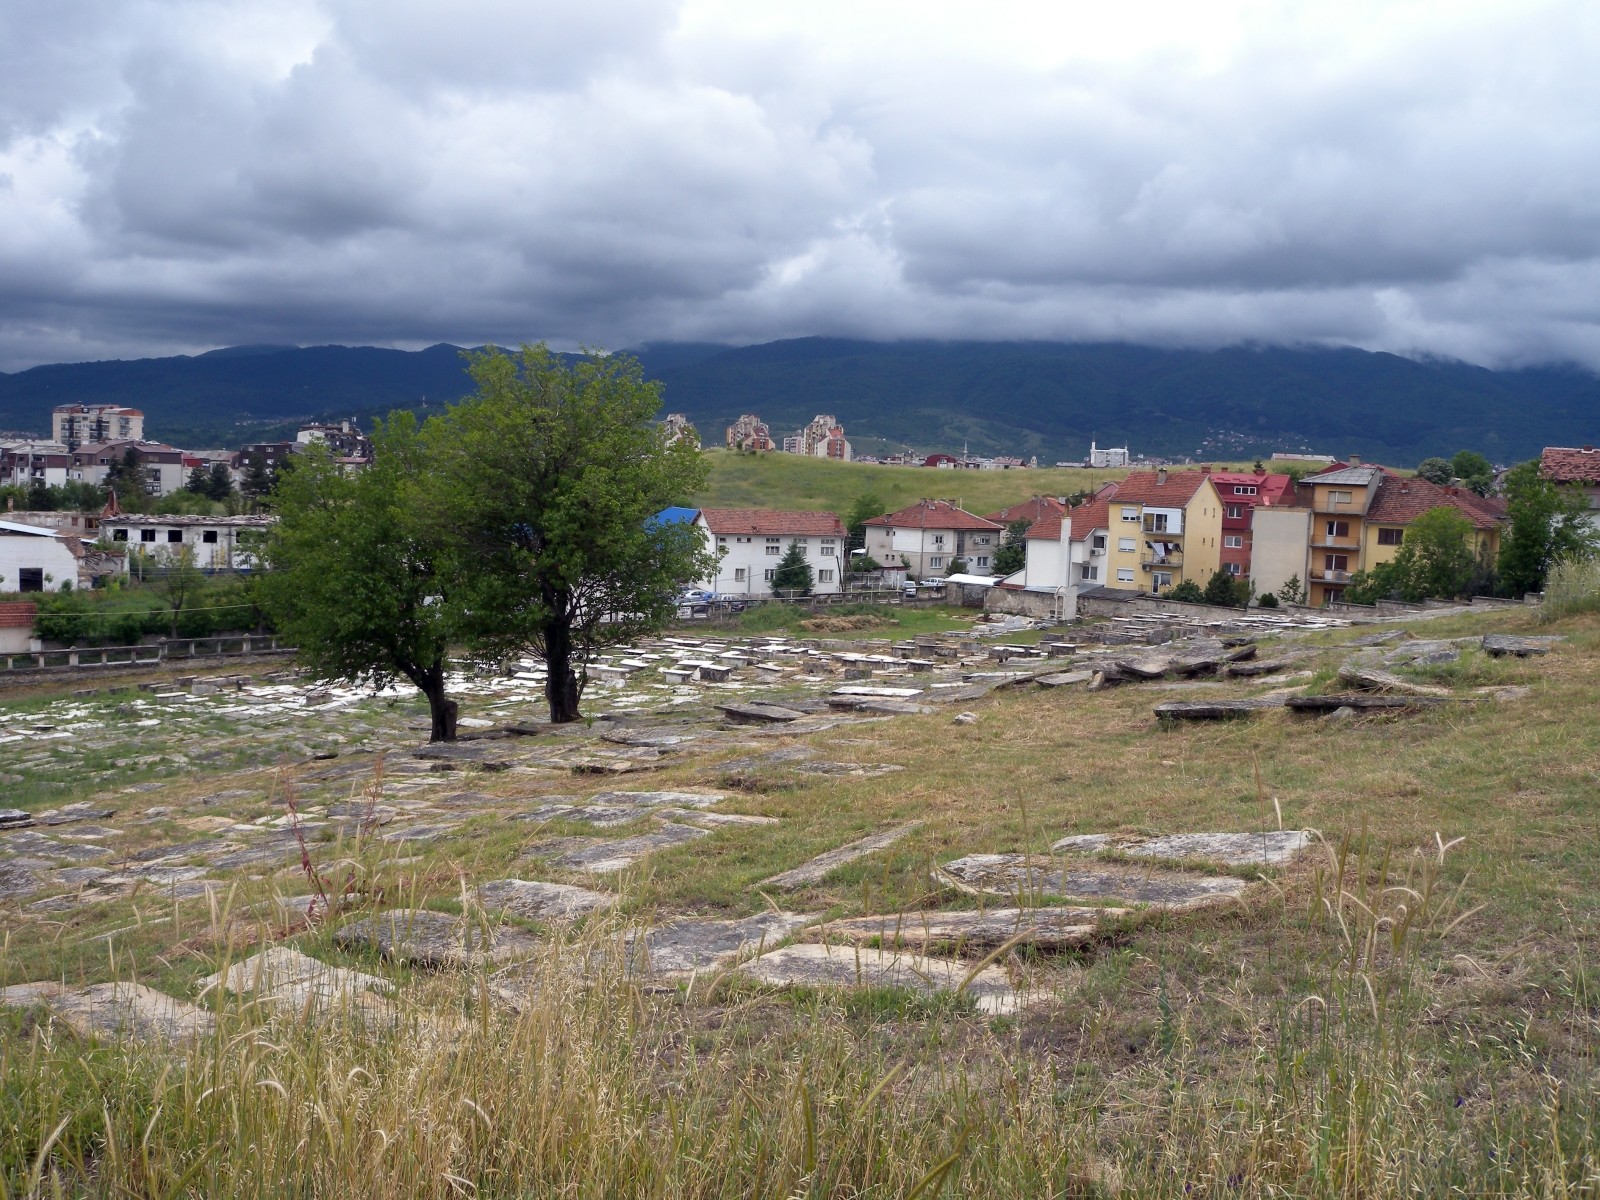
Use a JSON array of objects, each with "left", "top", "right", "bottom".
[
  {"left": 992, "top": 519, "right": 1031, "bottom": 576},
  {"left": 1496, "top": 459, "right": 1599, "bottom": 596},
  {"left": 771, "top": 541, "right": 814, "bottom": 595},
  {"left": 1344, "top": 507, "right": 1483, "bottom": 603}
]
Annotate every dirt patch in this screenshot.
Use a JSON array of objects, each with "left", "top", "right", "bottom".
[{"left": 798, "top": 615, "right": 900, "bottom": 632}]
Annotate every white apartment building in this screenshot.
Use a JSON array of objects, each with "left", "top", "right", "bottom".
[{"left": 695, "top": 508, "right": 848, "bottom": 597}]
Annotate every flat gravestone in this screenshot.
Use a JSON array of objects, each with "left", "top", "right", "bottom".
[
  {"left": 794, "top": 761, "right": 905, "bottom": 778},
  {"left": 0, "top": 861, "right": 44, "bottom": 901},
  {"left": 716, "top": 702, "right": 808, "bottom": 724},
  {"left": 738, "top": 943, "right": 1020, "bottom": 1015},
  {"left": 0, "top": 809, "right": 34, "bottom": 829},
  {"left": 1, "top": 981, "right": 215, "bottom": 1043},
  {"left": 477, "top": 879, "right": 616, "bottom": 920},
  {"left": 1051, "top": 830, "right": 1312, "bottom": 867},
  {"left": 539, "top": 823, "right": 712, "bottom": 874},
  {"left": 935, "top": 854, "right": 1249, "bottom": 909},
  {"left": 588, "top": 790, "right": 725, "bottom": 809},
  {"left": 379, "top": 822, "right": 462, "bottom": 844},
  {"left": 625, "top": 911, "right": 818, "bottom": 977},
  {"left": 813, "top": 906, "right": 1118, "bottom": 951},
  {"left": 1153, "top": 700, "right": 1264, "bottom": 722},
  {"left": 654, "top": 808, "right": 779, "bottom": 829},
  {"left": 517, "top": 804, "right": 649, "bottom": 828},
  {"left": 1036, "top": 671, "right": 1092, "bottom": 688},
  {"left": 759, "top": 822, "right": 922, "bottom": 890},
  {"left": 203, "top": 946, "right": 395, "bottom": 1018},
  {"left": 37, "top": 803, "right": 117, "bottom": 826},
  {"left": 1337, "top": 664, "right": 1451, "bottom": 697},
  {"left": 1482, "top": 634, "right": 1558, "bottom": 657},
  {"left": 830, "top": 685, "right": 924, "bottom": 699},
  {"left": 335, "top": 909, "right": 540, "bottom": 968}
]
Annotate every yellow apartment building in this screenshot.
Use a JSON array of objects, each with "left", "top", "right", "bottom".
[{"left": 1102, "top": 469, "right": 1224, "bottom": 594}]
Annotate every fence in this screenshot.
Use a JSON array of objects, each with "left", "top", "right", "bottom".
[{"left": 0, "top": 633, "right": 295, "bottom": 676}]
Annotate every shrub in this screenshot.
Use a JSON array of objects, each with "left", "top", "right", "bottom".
[{"left": 1258, "top": 592, "right": 1279, "bottom": 608}]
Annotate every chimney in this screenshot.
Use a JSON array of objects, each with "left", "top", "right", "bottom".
[
  {"left": 1157, "top": 467, "right": 1168, "bottom": 486},
  {"left": 1348, "top": 453, "right": 1362, "bottom": 466}
]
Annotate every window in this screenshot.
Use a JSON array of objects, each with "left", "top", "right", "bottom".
[
  {"left": 817, "top": 569, "right": 834, "bottom": 583},
  {"left": 1224, "top": 562, "right": 1241, "bottom": 575},
  {"left": 1144, "top": 512, "right": 1170, "bottom": 532},
  {"left": 763, "top": 568, "right": 775, "bottom": 582},
  {"left": 18, "top": 567, "right": 43, "bottom": 592},
  {"left": 765, "top": 542, "right": 781, "bottom": 556},
  {"left": 1232, "top": 485, "right": 1257, "bottom": 495},
  {"left": 140, "top": 529, "right": 156, "bottom": 542},
  {"left": 112, "top": 529, "right": 128, "bottom": 541},
  {"left": 1225, "top": 504, "right": 1244, "bottom": 519},
  {"left": 1118, "top": 537, "right": 1136, "bottom": 552},
  {"left": 1325, "top": 553, "right": 1349, "bottom": 572},
  {"left": 1080, "top": 564, "right": 1099, "bottom": 581},
  {"left": 1224, "top": 535, "right": 1243, "bottom": 548},
  {"left": 974, "top": 556, "right": 989, "bottom": 568},
  {"left": 1325, "top": 520, "right": 1349, "bottom": 538},
  {"left": 1092, "top": 534, "right": 1106, "bottom": 550},
  {"left": 1377, "top": 527, "right": 1404, "bottom": 545},
  {"left": 1121, "top": 507, "right": 1139, "bottom": 522},
  {"left": 928, "top": 556, "right": 944, "bottom": 568},
  {"left": 202, "top": 530, "right": 218, "bottom": 544},
  {"left": 1152, "top": 572, "right": 1173, "bottom": 590},
  {"left": 735, "top": 536, "right": 752, "bottom": 543},
  {"left": 1328, "top": 489, "right": 1353, "bottom": 506},
  {"left": 1116, "top": 568, "right": 1135, "bottom": 582},
  {"left": 932, "top": 534, "right": 945, "bottom": 547},
  {"left": 734, "top": 568, "right": 746, "bottom": 582},
  {"left": 167, "top": 529, "right": 183, "bottom": 543},
  {"left": 717, "top": 536, "right": 728, "bottom": 545},
  {"left": 974, "top": 536, "right": 990, "bottom": 545},
  {"left": 819, "top": 539, "right": 836, "bottom": 552}
]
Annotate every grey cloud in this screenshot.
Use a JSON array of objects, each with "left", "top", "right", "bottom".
[{"left": 1, "top": 0, "right": 1598, "bottom": 373}]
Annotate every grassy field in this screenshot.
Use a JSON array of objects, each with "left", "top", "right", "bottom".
[{"left": 3, "top": 604, "right": 1599, "bottom": 1195}]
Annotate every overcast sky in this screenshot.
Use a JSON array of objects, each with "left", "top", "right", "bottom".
[{"left": 1, "top": 0, "right": 1597, "bottom": 372}]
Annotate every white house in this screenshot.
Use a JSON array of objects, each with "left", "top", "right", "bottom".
[
  {"left": 862, "top": 500, "right": 1003, "bottom": 578},
  {"left": 695, "top": 509, "right": 848, "bottom": 597},
  {"left": 988, "top": 495, "right": 1116, "bottom": 619},
  {"left": 100, "top": 514, "right": 277, "bottom": 572},
  {"left": 0, "top": 520, "right": 82, "bottom": 592}
]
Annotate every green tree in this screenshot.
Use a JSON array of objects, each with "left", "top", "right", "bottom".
[
  {"left": 771, "top": 541, "right": 814, "bottom": 595},
  {"left": 261, "top": 423, "right": 461, "bottom": 742},
  {"left": 425, "top": 345, "right": 715, "bottom": 724},
  {"left": 847, "top": 553, "right": 881, "bottom": 574},
  {"left": 1167, "top": 579, "right": 1205, "bottom": 603},
  {"left": 185, "top": 465, "right": 209, "bottom": 495},
  {"left": 206, "top": 462, "right": 235, "bottom": 502},
  {"left": 1496, "top": 460, "right": 1600, "bottom": 596},
  {"left": 154, "top": 545, "right": 206, "bottom": 637},
  {"left": 1276, "top": 574, "right": 1306, "bottom": 606},
  {"left": 945, "top": 557, "right": 968, "bottom": 577},
  {"left": 1383, "top": 507, "right": 1479, "bottom": 600},
  {"left": 845, "top": 492, "right": 885, "bottom": 551},
  {"left": 992, "top": 518, "right": 1031, "bottom": 576},
  {"left": 1450, "top": 450, "right": 1495, "bottom": 496},
  {"left": 1203, "top": 569, "right": 1249, "bottom": 607},
  {"left": 241, "top": 456, "right": 273, "bottom": 506},
  {"left": 1415, "top": 457, "right": 1452, "bottom": 485},
  {"left": 1257, "top": 591, "right": 1279, "bottom": 608},
  {"left": 104, "top": 448, "right": 149, "bottom": 511}
]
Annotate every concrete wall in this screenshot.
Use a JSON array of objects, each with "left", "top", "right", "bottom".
[
  {"left": 983, "top": 586, "right": 1075, "bottom": 619},
  {"left": 1251, "top": 507, "right": 1312, "bottom": 599},
  {"left": 0, "top": 531, "right": 78, "bottom": 592}
]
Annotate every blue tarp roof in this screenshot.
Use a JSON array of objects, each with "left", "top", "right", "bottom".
[{"left": 648, "top": 506, "right": 700, "bottom": 529}]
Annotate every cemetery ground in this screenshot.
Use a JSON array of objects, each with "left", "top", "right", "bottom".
[{"left": 1, "top": 603, "right": 1598, "bottom": 1196}]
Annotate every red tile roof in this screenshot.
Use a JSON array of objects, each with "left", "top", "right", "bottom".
[
  {"left": 0, "top": 602, "right": 37, "bottom": 629},
  {"left": 1026, "top": 496, "right": 1112, "bottom": 541},
  {"left": 1365, "top": 476, "right": 1504, "bottom": 530},
  {"left": 698, "top": 509, "right": 846, "bottom": 537},
  {"left": 1101, "top": 470, "right": 1213, "bottom": 507},
  {"left": 983, "top": 496, "right": 1066, "bottom": 526},
  {"left": 863, "top": 500, "right": 1001, "bottom": 532},
  {"left": 1208, "top": 472, "right": 1296, "bottom": 507},
  {"left": 1541, "top": 446, "right": 1600, "bottom": 485}
]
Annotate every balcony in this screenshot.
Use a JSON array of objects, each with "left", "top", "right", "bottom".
[
  {"left": 1141, "top": 553, "right": 1182, "bottom": 569},
  {"left": 1310, "top": 537, "right": 1361, "bottom": 550},
  {"left": 1317, "top": 569, "right": 1351, "bottom": 583}
]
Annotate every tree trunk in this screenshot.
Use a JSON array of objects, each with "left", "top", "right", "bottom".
[
  {"left": 544, "top": 617, "right": 582, "bottom": 724},
  {"left": 419, "top": 672, "right": 458, "bottom": 742}
]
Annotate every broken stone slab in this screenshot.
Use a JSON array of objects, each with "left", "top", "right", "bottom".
[
  {"left": 715, "top": 701, "right": 808, "bottom": 723},
  {"left": 830, "top": 685, "right": 924, "bottom": 699},
  {"left": 334, "top": 909, "right": 541, "bottom": 969},
  {"left": 758, "top": 821, "right": 922, "bottom": 890},
  {"left": 0, "top": 808, "right": 34, "bottom": 829},
  {"left": 624, "top": 911, "right": 818, "bottom": 977},
  {"left": 923, "top": 683, "right": 1000, "bottom": 704},
  {"left": 477, "top": 879, "right": 616, "bottom": 920},
  {"left": 1051, "top": 830, "right": 1312, "bottom": 867},
  {"left": 202, "top": 947, "right": 395, "bottom": 1015},
  {"left": 536, "top": 823, "right": 712, "bottom": 874},
  {"left": 599, "top": 729, "right": 698, "bottom": 747},
  {"left": 1481, "top": 633, "right": 1559, "bottom": 657},
  {"left": 1118, "top": 657, "right": 1174, "bottom": 680},
  {"left": 516, "top": 804, "right": 645, "bottom": 828},
  {"left": 1349, "top": 629, "right": 1405, "bottom": 646},
  {"left": 1336, "top": 664, "right": 1453, "bottom": 697},
  {"left": 811, "top": 906, "right": 1120, "bottom": 951},
  {"left": 1036, "top": 670, "right": 1093, "bottom": 688},
  {"left": 1152, "top": 700, "right": 1265, "bottom": 721},
  {"left": 410, "top": 743, "right": 516, "bottom": 770},
  {"left": 737, "top": 943, "right": 1020, "bottom": 1015},
  {"left": 36, "top": 803, "right": 117, "bottom": 826},
  {"left": 951, "top": 712, "right": 979, "bottom": 726},
  {"left": 1, "top": 981, "right": 215, "bottom": 1043},
  {"left": 934, "top": 853, "right": 1249, "bottom": 909},
  {"left": 1222, "top": 657, "right": 1304, "bottom": 677},
  {"left": 0, "top": 861, "right": 45, "bottom": 901},
  {"left": 1285, "top": 693, "right": 1449, "bottom": 713},
  {"left": 825, "top": 697, "right": 934, "bottom": 715},
  {"left": 587, "top": 790, "right": 726, "bottom": 809},
  {"left": 654, "top": 808, "right": 780, "bottom": 829}
]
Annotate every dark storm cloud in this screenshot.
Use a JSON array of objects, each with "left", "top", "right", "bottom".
[{"left": 1, "top": 0, "right": 1598, "bottom": 371}]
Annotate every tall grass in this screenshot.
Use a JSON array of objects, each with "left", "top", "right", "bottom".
[{"left": 1540, "top": 557, "right": 1600, "bottom": 623}]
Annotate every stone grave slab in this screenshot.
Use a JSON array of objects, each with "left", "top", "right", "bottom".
[
  {"left": 934, "top": 853, "right": 1249, "bottom": 909},
  {"left": 759, "top": 822, "right": 922, "bottom": 890},
  {"left": 624, "top": 911, "right": 818, "bottom": 977},
  {"left": 588, "top": 790, "right": 726, "bottom": 809},
  {"left": 654, "top": 808, "right": 779, "bottom": 829},
  {"left": 811, "top": 906, "right": 1118, "bottom": 951},
  {"left": 36, "top": 803, "right": 117, "bottom": 826},
  {"left": 1050, "top": 830, "right": 1312, "bottom": 867},
  {"left": 793, "top": 760, "right": 905, "bottom": 778},
  {"left": 334, "top": 909, "right": 540, "bottom": 969},
  {"left": 1481, "top": 633, "right": 1559, "bottom": 657},
  {"left": 203, "top": 946, "right": 395, "bottom": 1017},
  {"left": 0, "top": 861, "right": 44, "bottom": 901},
  {"left": 738, "top": 943, "right": 1020, "bottom": 1015},
  {"left": 534, "top": 822, "right": 712, "bottom": 874},
  {"left": 1337, "top": 664, "right": 1452, "bottom": 697},
  {"left": 1152, "top": 700, "right": 1264, "bottom": 722},
  {"left": 516, "top": 804, "right": 648, "bottom": 828},
  {"left": 379, "top": 821, "right": 462, "bottom": 844},
  {"left": 830, "top": 685, "right": 924, "bottom": 699},
  {"left": 477, "top": 879, "right": 616, "bottom": 920},
  {"left": 1, "top": 981, "right": 215, "bottom": 1043},
  {"left": 716, "top": 701, "right": 808, "bottom": 723},
  {"left": 1036, "top": 671, "right": 1092, "bottom": 688}
]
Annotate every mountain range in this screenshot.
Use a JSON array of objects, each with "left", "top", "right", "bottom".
[{"left": 2, "top": 338, "right": 1597, "bottom": 465}]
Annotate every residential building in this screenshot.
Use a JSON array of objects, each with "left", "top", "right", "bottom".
[
  {"left": 52, "top": 404, "right": 144, "bottom": 451},
  {"left": 1251, "top": 506, "right": 1314, "bottom": 601},
  {"left": 69, "top": 440, "right": 187, "bottom": 496},
  {"left": 100, "top": 514, "right": 277, "bottom": 572},
  {"left": 1101, "top": 469, "right": 1225, "bottom": 595},
  {"left": 0, "top": 510, "right": 100, "bottom": 537},
  {"left": 296, "top": 419, "right": 373, "bottom": 464},
  {"left": 661, "top": 414, "right": 700, "bottom": 448},
  {"left": 785, "top": 414, "right": 852, "bottom": 461},
  {"left": 862, "top": 500, "right": 1003, "bottom": 578},
  {"left": 1, "top": 519, "right": 89, "bottom": 592},
  {"left": 0, "top": 440, "right": 71, "bottom": 490},
  {"left": 725, "top": 414, "right": 775, "bottom": 453},
  {"left": 235, "top": 441, "right": 298, "bottom": 486},
  {"left": 1019, "top": 495, "right": 1112, "bottom": 590},
  {"left": 1209, "top": 471, "right": 1295, "bottom": 581},
  {"left": 1088, "top": 441, "right": 1131, "bottom": 468},
  {"left": 1540, "top": 446, "right": 1600, "bottom": 526},
  {"left": 1361, "top": 477, "right": 1505, "bottom": 573},
  {"left": 984, "top": 496, "right": 1067, "bottom": 530},
  {"left": 695, "top": 509, "right": 848, "bottom": 597}
]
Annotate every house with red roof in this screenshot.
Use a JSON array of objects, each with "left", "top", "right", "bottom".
[
  {"left": 694, "top": 508, "right": 848, "bottom": 597},
  {"left": 1540, "top": 446, "right": 1600, "bottom": 526},
  {"left": 1101, "top": 469, "right": 1225, "bottom": 595},
  {"left": 1016, "top": 495, "right": 1113, "bottom": 590},
  {"left": 982, "top": 496, "right": 1067, "bottom": 529},
  {"left": 1208, "top": 471, "right": 1295, "bottom": 581},
  {"left": 862, "top": 500, "right": 1002, "bottom": 578}
]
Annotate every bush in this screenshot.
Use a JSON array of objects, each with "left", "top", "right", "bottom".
[
  {"left": 1167, "top": 580, "right": 1205, "bottom": 603},
  {"left": 1258, "top": 592, "right": 1279, "bottom": 608}
]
